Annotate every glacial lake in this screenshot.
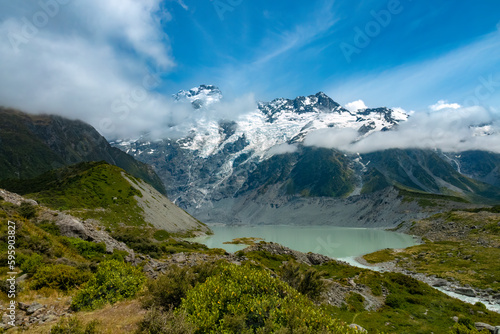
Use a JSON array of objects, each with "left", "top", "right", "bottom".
[{"left": 187, "top": 225, "right": 418, "bottom": 261}]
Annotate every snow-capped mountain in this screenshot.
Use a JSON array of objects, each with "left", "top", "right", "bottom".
[
  {"left": 112, "top": 85, "right": 500, "bottom": 227},
  {"left": 174, "top": 84, "right": 222, "bottom": 109},
  {"left": 166, "top": 86, "right": 408, "bottom": 160}
]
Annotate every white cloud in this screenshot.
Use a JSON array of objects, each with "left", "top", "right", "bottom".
[
  {"left": 304, "top": 106, "right": 500, "bottom": 153},
  {"left": 265, "top": 143, "right": 299, "bottom": 157},
  {"left": 345, "top": 99, "right": 368, "bottom": 113},
  {"left": 0, "top": 0, "right": 175, "bottom": 138},
  {"left": 176, "top": 0, "right": 189, "bottom": 11},
  {"left": 429, "top": 100, "right": 461, "bottom": 111},
  {"left": 304, "top": 128, "right": 359, "bottom": 149}
]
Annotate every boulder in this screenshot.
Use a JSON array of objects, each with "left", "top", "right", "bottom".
[
  {"left": 474, "top": 322, "right": 495, "bottom": 333},
  {"left": 455, "top": 287, "right": 476, "bottom": 297},
  {"left": 26, "top": 302, "right": 44, "bottom": 315},
  {"left": 432, "top": 279, "right": 448, "bottom": 287}
]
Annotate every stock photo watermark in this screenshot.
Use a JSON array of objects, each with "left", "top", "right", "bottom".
[
  {"left": 463, "top": 73, "right": 500, "bottom": 108},
  {"left": 211, "top": 0, "right": 243, "bottom": 21},
  {"left": 5, "top": 220, "right": 18, "bottom": 328},
  {"left": 99, "top": 67, "right": 163, "bottom": 134},
  {"left": 313, "top": 235, "right": 341, "bottom": 254},
  {"left": 340, "top": 0, "right": 412, "bottom": 63},
  {"left": 7, "top": 0, "right": 72, "bottom": 52}
]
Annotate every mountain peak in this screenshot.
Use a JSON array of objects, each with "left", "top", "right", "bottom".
[
  {"left": 356, "top": 107, "right": 408, "bottom": 124},
  {"left": 174, "top": 84, "right": 222, "bottom": 109},
  {"left": 259, "top": 91, "right": 344, "bottom": 116}
]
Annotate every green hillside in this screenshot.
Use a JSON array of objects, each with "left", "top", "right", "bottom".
[
  {"left": 0, "top": 108, "right": 165, "bottom": 194},
  {"left": 362, "top": 149, "right": 500, "bottom": 204}
]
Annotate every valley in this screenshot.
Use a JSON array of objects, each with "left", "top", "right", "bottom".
[
  {"left": 1, "top": 104, "right": 499, "bottom": 333},
  {"left": 2, "top": 2, "right": 499, "bottom": 332}
]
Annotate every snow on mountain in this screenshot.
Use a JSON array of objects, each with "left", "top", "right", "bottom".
[
  {"left": 174, "top": 84, "right": 222, "bottom": 109},
  {"left": 112, "top": 85, "right": 410, "bottom": 208},
  {"left": 169, "top": 87, "right": 408, "bottom": 161}
]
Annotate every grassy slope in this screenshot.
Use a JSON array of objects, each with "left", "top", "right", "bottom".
[
  {"left": 1, "top": 161, "right": 146, "bottom": 228},
  {"left": 364, "top": 208, "right": 500, "bottom": 292}
]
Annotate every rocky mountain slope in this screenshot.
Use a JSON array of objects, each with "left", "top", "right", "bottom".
[
  {"left": 0, "top": 161, "right": 209, "bottom": 235},
  {"left": 112, "top": 86, "right": 500, "bottom": 227},
  {"left": 0, "top": 107, "right": 165, "bottom": 194}
]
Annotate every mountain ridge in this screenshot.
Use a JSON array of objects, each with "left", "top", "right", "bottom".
[
  {"left": 0, "top": 107, "right": 166, "bottom": 194},
  {"left": 113, "top": 85, "right": 500, "bottom": 227}
]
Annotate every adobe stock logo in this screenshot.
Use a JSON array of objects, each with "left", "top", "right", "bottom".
[
  {"left": 7, "top": 0, "right": 72, "bottom": 52},
  {"left": 99, "top": 67, "right": 163, "bottom": 135},
  {"left": 340, "top": 0, "right": 411, "bottom": 63},
  {"left": 211, "top": 0, "right": 243, "bottom": 21}
]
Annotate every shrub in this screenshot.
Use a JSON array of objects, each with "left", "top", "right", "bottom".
[
  {"left": 50, "top": 316, "right": 100, "bottom": 334},
  {"left": 142, "top": 262, "right": 218, "bottom": 310},
  {"left": 449, "top": 322, "right": 490, "bottom": 334},
  {"left": 153, "top": 230, "right": 170, "bottom": 241},
  {"left": 385, "top": 294, "right": 405, "bottom": 309},
  {"left": 71, "top": 260, "right": 145, "bottom": 311},
  {"left": 136, "top": 307, "right": 195, "bottom": 334},
  {"left": 180, "top": 263, "right": 355, "bottom": 333},
  {"left": 30, "top": 264, "right": 92, "bottom": 291},
  {"left": 18, "top": 201, "right": 36, "bottom": 219},
  {"left": 19, "top": 253, "right": 43, "bottom": 276},
  {"left": 142, "top": 266, "right": 195, "bottom": 310},
  {"left": 346, "top": 292, "right": 365, "bottom": 313},
  {"left": 63, "top": 238, "right": 107, "bottom": 260},
  {"left": 387, "top": 272, "right": 425, "bottom": 295},
  {"left": 279, "top": 261, "right": 327, "bottom": 301},
  {"left": 457, "top": 317, "right": 475, "bottom": 330},
  {"left": 37, "top": 221, "right": 61, "bottom": 236}
]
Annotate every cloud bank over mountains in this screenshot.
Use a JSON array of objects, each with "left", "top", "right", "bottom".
[
  {"left": 0, "top": 1, "right": 499, "bottom": 154},
  {"left": 304, "top": 104, "right": 500, "bottom": 153}
]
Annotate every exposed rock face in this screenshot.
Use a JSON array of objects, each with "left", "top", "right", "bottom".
[
  {"left": 1, "top": 188, "right": 134, "bottom": 257},
  {"left": 122, "top": 173, "right": 211, "bottom": 234},
  {"left": 0, "top": 301, "right": 72, "bottom": 330},
  {"left": 37, "top": 210, "right": 134, "bottom": 257},
  {"left": 241, "top": 242, "right": 332, "bottom": 266}
]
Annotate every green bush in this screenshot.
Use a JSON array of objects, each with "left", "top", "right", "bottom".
[
  {"left": 385, "top": 294, "right": 405, "bottom": 309},
  {"left": 142, "top": 262, "right": 218, "bottom": 310},
  {"left": 153, "top": 230, "right": 170, "bottom": 241},
  {"left": 19, "top": 253, "right": 43, "bottom": 275},
  {"left": 346, "top": 292, "right": 365, "bottom": 313},
  {"left": 30, "top": 264, "right": 92, "bottom": 291},
  {"left": 279, "top": 261, "right": 327, "bottom": 301},
  {"left": 37, "top": 221, "right": 61, "bottom": 236},
  {"left": 63, "top": 237, "right": 107, "bottom": 260},
  {"left": 71, "top": 260, "right": 145, "bottom": 311},
  {"left": 50, "top": 316, "right": 100, "bottom": 334},
  {"left": 180, "top": 263, "right": 355, "bottom": 333},
  {"left": 457, "top": 317, "right": 475, "bottom": 330},
  {"left": 387, "top": 272, "right": 425, "bottom": 295},
  {"left": 136, "top": 307, "right": 195, "bottom": 334},
  {"left": 18, "top": 201, "right": 37, "bottom": 219}
]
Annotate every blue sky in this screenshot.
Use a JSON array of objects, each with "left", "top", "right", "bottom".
[
  {"left": 162, "top": 0, "right": 500, "bottom": 110},
  {"left": 0, "top": 0, "right": 499, "bottom": 137}
]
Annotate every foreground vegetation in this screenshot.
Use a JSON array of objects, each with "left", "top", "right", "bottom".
[{"left": 1, "top": 192, "right": 500, "bottom": 333}]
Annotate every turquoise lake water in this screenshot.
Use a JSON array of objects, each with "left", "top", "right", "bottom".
[{"left": 187, "top": 225, "right": 418, "bottom": 259}]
